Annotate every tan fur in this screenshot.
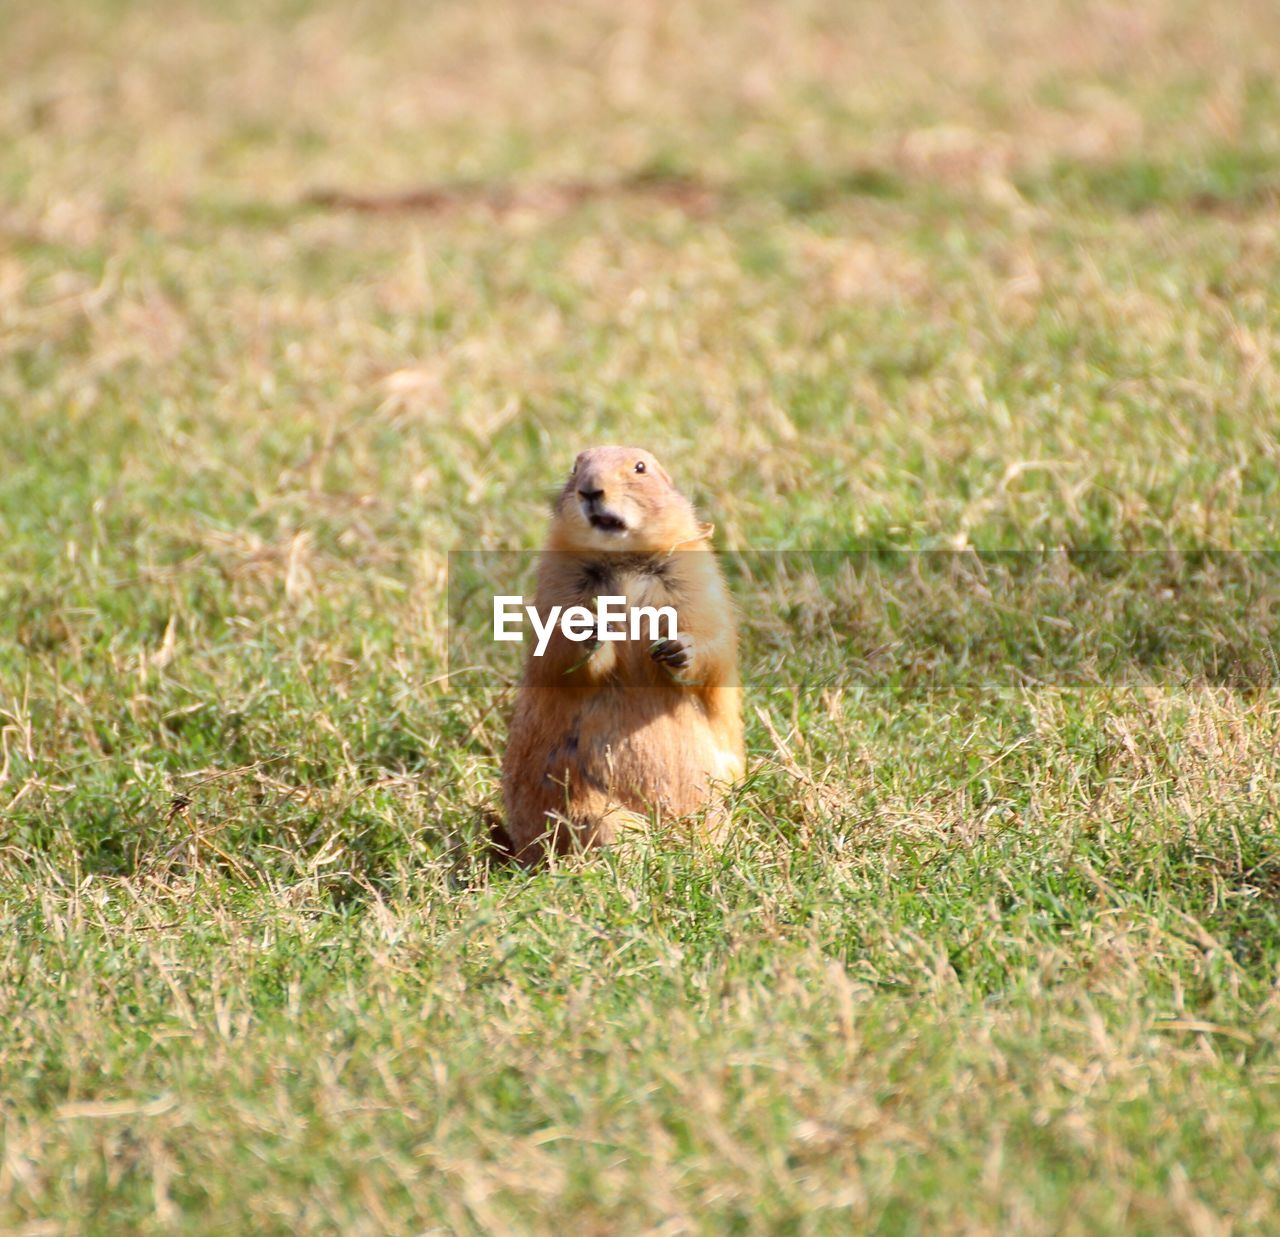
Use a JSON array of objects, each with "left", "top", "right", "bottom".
[{"left": 502, "top": 446, "right": 744, "bottom": 862}]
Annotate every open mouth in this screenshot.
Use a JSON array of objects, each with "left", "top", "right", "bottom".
[{"left": 588, "top": 511, "right": 628, "bottom": 533}]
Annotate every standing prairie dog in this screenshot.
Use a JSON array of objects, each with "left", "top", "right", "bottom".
[{"left": 501, "top": 446, "right": 743, "bottom": 861}]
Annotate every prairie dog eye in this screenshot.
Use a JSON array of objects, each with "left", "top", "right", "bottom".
[{"left": 634, "top": 461, "right": 646, "bottom": 474}]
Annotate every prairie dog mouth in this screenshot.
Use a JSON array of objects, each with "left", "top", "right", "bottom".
[{"left": 588, "top": 510, "right": 628, "bottom": 533}]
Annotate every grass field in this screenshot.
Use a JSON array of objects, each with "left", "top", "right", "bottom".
[{"left": 3, "top": 0, "right": 1280, "bottom": 1230}]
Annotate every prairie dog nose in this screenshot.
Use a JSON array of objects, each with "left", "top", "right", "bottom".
[{"left": 578, "top": 483, "right": 605, "bottom": 503}]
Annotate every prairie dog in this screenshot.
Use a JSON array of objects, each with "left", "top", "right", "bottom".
[{"left": 501, "top": 446, "right": 743, "bottom": 861}]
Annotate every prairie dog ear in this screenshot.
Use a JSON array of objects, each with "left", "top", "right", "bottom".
[{"left": 654, "top": 459, "right": 674, "bottom": 486}]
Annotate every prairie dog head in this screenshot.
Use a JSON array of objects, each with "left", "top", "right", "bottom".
[{"left": 551, "top": 446, "right": 703, "bottom": 553}]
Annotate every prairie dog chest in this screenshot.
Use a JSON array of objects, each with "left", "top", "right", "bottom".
[{"left": 572, "top": 556, "right": 677, "bottom": 609}]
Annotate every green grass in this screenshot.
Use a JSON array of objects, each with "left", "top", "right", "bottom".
[{"left": 3, "top": 0, "right": 1280, "bottom": 1230}]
